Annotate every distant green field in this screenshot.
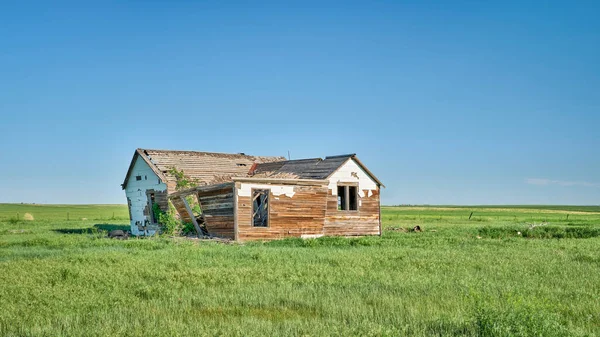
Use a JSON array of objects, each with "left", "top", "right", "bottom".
[
  {"left": 0, "top": 203, "right": 129, "bottom": 221},
  {"left": 392, "top": 204, "right": 600, "bottom": 213},
  {"left": 0, "top": 204, "right": 599, "bottom": 336}
]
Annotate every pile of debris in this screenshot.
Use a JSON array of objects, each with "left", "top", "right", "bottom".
[
  {"left": 108, "top": 230, "right": 130, "bottom": 240},
  {"left": 387, "top": 226, "right": 423, "bottom": 232},
  {"left": 528, "top": 221, "right": 549, "bottom": 229}
]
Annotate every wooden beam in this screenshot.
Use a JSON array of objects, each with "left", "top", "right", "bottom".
[
  {"left": 232, "top": 177, "right": 327, "bottom": 186},
  {"left": 234, "top": 183, "right": 239, "bottom": 241},
  {"left": 169, "top": 182, "right": 235, "bottom": 199},
  {"left": 378, "top": 187, "right": 382, "bottom": 236},
  {"left": 180, "top": 196, "right": 202, "bottom": 238}
]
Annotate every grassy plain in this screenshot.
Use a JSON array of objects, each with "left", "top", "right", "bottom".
[{"left": 0, "top": 204, "right": 599, "bottom": 336}]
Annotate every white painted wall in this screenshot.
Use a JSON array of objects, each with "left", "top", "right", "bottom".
[
  {"left": 237, "top": 183, "right": 296, "bottom": 198},
  {"left": 124, "top": 156, "right": 167, "bottom": 236},
  {"left": 328, "top": 158, "right": 378, "bottom": 198}
]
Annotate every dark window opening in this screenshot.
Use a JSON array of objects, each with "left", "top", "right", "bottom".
[
  {"left": 349, "top": 186, "right": 357, "bottom": 210},
  {"left": 136, "top": 175, "right": 142, "bottom": 181},
  {"left": 338, "top": 185, "right": 358, "bottom": 211},
  {"left": 144, "top": 175, "right": 147, "bottom": 180},
  {"left": 127, "top": 198, "right": 133, "bottom": 220},
  {"left": 236, "top": 163, "right": 247, "bottom": 167},
  {"left": 337, "top": 186, "right": 346, "bottom": 210},
  {"left": 148, "top": 193, "right": 157, "bottom": 223},
  {"left": 252, "top": 189, "right": 269, "bottom": 227}
]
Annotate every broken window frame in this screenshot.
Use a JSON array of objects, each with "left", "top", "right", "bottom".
[
  {"left": 252, "top": 188, "right": 270, "bottom": 227},
  {"left": 337, "top": 183, "right": 359, "bottom": 212}
]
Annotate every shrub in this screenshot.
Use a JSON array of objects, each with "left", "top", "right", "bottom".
[
  {"left": 181, "top": 222, "right": 196, "bottom": 235},
  {"left": 153, "top": 202, "right": 181, "bottom": 235}
]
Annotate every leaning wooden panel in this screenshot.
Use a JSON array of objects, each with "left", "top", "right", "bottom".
[
  {"left": 168, "top": 183, "right": 236, "bottom": 239},
  {"left": 197, "top": 184, "right": 235, "bottom": 239}
]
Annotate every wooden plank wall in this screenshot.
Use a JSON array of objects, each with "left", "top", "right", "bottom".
[
  {"left": 169, "top": 185, "right": 235, "bottom": 239},
  {"left": 197, "top": 186, "right": 235, "bottom": 239},
  {"left": 148, "top": 189, "right": 169, "bottom": 211},
  {"left": 236, "top": 183, "right": 328, "bottom": 241},
  {"left": 170, "top": 197, "right": 193, "bottom": 223},
  {"left": 324, "top": 188, "right": 380, "bottom": 236}
]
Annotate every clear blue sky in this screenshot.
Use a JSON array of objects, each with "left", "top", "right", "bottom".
[{"left": 1, "top": 1, "right": 598, "bottom": 205}]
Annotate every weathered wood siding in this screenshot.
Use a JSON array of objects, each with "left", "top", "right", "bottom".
[
  {"left": 324, "top": 158, "right": 381, "bottom": 236},
  {"left": 324, "top": 188, "right": 380, "bottom": 236},
  {"left": 235, "top": 182, "right": 328, "bottom": 241},
  {"left": 124, "top": 155, "right": 167, "bottom": 236},
  {"left": 170, "top": 184, "right": 236, "bottom": 239},
  {"left": 197, "top": 185, "right": 235, "bottom": 239},
  {"left": 170, "top": 197, "right": 193, "bottom": 223}
]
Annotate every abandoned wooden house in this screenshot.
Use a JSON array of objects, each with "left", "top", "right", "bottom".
[{"left": 122, "top": 148, "right": 384, "bottom": 241}]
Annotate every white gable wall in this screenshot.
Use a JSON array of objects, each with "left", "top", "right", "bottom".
[
  {"left": 324, "top": 158, "right": 381, "bottom": 237},
  {"left": 328, "top": 158, "right": 378, "bottom": 199},
  {"left": 124, "top": 156, "right": 167, "bottom": 236}
]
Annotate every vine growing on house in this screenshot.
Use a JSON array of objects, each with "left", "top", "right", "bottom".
[
  {"left": 152, "top": 167, "right": 202, "bottom": 235},
  {"left": 168, "top": 167, "right": 200, "bottom": 191}
]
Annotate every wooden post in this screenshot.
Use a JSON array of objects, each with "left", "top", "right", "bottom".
[
  {"left": 181, "top": 196, "right": 202, "bottom": 238},
  {"left": 67, "top": 212, "right": 69, "bottom": 221},
  {"left": 234, "top": 183, "right": 239, "bottom": 241},
  {"left": 345, "top": 186, "right": 350, "bottom": 211},
  {"left": 378, "top": 187, "right": 382, "bottom": 236}
]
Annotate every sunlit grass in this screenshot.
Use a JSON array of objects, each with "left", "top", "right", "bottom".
[{"left": 0, "top": 204, "right": 599, "bottom": 336}]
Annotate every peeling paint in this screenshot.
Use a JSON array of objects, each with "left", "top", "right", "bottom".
[
  {"left": 124, "top": 155, "right": 167, "bottom": 236},
  {"left": 237, "top": 183, "right": 296, "bottom": 198},
  {"left": 301, "top": 234, "right": 324, "bottom": 239},
  {"left": 328, "top": 159, "right": 378, "bottom": 197}
]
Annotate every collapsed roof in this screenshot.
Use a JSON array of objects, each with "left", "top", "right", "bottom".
[
  {"left": 122, "top": 149, "right": 383, "bottom": 189},
  {"left": 122, "top": 149, "right": 285, "bottom": 189}
]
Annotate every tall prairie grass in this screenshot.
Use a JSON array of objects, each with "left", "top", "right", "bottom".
[{"left": 0, "top": 204, "right": 598, "bottom": 336}]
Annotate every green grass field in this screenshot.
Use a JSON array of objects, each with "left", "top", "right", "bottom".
[{"left": 1, "top": 204, "right": 599, "bottom": 336}]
